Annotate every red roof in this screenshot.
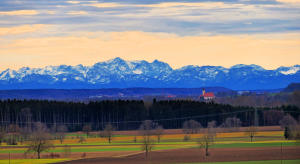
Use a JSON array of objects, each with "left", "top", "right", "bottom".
[
  {"left": 202, "top": 92, "right": 215, "bottom": 97},
  {"left": 167, "top": 95, "right": 175, "bottom": 98}
]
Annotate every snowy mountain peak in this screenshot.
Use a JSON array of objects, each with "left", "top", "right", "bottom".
[
  {"left": 106, "top": 57, "right": 125, "bottom": 64},
  {"left": 277, "top": 65, "right": 300, "bottom": 75},
  {"left": 0, "top": 59, "right": 299, "bottom": 90},
  {"left": 0, "top": 69, "right": 17, "bottom": 80},
  {"left": 230, "top": 64, "right": 264, "bottom": 71}
]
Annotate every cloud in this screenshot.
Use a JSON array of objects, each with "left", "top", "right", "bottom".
[
  {"left": 0, "top": 10, "right": 38, "bottom": 16},
  {"left": 46, "top": 11, "right": 56, "bottom": 15},
  {"left": 67, "top": 1, "right": 80, "bottom": 4},
  {"left": 276, "top": 0, "right": 300, "bottom": 3},
  {"left": 85, "top": 3, "right": 124, "bottom": 8},
  {"left": 67, "top": 0, "right": 97, "bottom": 4},
  {"left": 0, "top": 31, "right": 299, "bottom": 70},
  {"left": 85, "top": 2, "right": 235, "bottom": 9},
  {"left": 67, "top": 11, "right": 88, "bottom": 15},
  {"left": 0, "top": 24, "right": 47, "bottom": 36},
  {"left": 135, "top": 2, "right": 227, "bottom": 9},
  {"left": 112, "top": 1, "right": 299, "bottom": 24}
]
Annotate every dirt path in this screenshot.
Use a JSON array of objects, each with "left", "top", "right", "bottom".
[{"left": 55, "top": 146, "right": 300, "bottom": 164}]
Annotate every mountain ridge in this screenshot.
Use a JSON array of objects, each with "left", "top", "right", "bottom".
[{"left": 0, "top": 58, "right": 299, "bottom": 90}]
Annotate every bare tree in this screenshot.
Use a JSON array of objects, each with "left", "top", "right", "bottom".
[
  {"left": 6, "top": 124, "right": 20, "bottom": 145},
  {"left": 154, "top": 125, "right": 164, "bottom": 143},
  {"left": 139, "top": 120, "right": 155, "bottom": 136},
  {"left": 197, "top": 124, "right": 215, "bottom": 157},
  {"left": 245, "top": 126, "right": 257, "bottom": 142},
  {"left": 82, "top": 124, "right": 92, "bottom": 137},
  {"left": 207, "top": 121, "right": 217, "bottom": 136},
  {"left": 57, "top": 125, "right": 68, "bottom": 144},
  {"left": 280, "top": 114, "right": 299, "bottom": 140},
  {"left": 279, "top": 114, "right": 297, "bottom": 129},
  {"left": 102, "top": 123, "right": 115, "bottom": 143},
  {"left": 222, "top": 117, "right": 242, "bottom": 132},
  {"left": 139, "top": 120, "right": 155, "bottom": 159},
  {"left": 26, "top": 122, "right": 54, "bottom": 159},
  {"left": 207, "top": 121, "right": 216, "bottom": 128},
  {"left": 183, "top": 120, "right": 202, "bottom": 134},
  {"left": 141, "top": 134, "right": 154, "bottom": 159}
]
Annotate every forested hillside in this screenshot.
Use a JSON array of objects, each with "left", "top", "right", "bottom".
[{"left": 0, "top": 99, "right": 299, "bottom": 131}]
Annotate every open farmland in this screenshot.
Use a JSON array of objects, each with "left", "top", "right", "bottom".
[
  {"left": 0, "top": 99, "right": 299, "bottom": 164},
  {"left": 0, "top": 126, "right": 299, "bottom": 164}
]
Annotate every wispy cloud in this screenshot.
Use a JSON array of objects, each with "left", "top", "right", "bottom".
[
  {"left": 67, "top": 11, "right": 88, "bottom": 15},
  {"left": 0, "top": 10, "right": 38, "bottom": 16},
  {"left": 135, "top": 2, "right": 227, "bottom": 9},
  {"left": 85, "top": 3, "right": 124, "bottom": 8},
  {"left": 67, "top": 1, "right": 81, "bottom": 4},
  {"left": 0, "top": 24, "right": 46, "bottom": 36},
  {"left": 276, "top": 0, "right": 300, "bottom": 3},
  {"left": 0, "top": 1, "right": 299, "bottom": 35},
  {"left": 46, "top": 11, "right": 56, "bottom": 15}
]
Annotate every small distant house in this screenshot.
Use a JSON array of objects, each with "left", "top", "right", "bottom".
[
  {"left": 199, "top": 89, "right": 215, "bottom": 101},
  {"left": 167, "top": 94, "right": 176, "bottom": 98}
]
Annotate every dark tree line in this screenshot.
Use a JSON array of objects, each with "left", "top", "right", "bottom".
[{"left": 0, "top": 99, "right": 299, "bottom": 131}]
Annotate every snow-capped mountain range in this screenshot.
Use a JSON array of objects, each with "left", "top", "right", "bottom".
[{"left": 0, "top": 57, "right": 299, "bottom": 90}]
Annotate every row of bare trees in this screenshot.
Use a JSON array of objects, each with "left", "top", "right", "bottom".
[
  {"left": 1, "top": 113, "right": 299, "bottom": 159},
  {"left": 0, "top": 122, "right": 117, "bottom": 159}
]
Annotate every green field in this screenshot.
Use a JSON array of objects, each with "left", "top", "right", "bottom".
[{"left": 184, "top": 160, "right": 300, "bottom": 164}]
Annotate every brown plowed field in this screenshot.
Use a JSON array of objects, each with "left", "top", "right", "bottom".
[
  {"left": 112, "top": 126, "right": 282, "bottom": 136},
  {"left": 56, "top": 146, "right": 300, "bottom": 164}
]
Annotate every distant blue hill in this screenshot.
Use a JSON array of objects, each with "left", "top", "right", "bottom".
[
  {"left": 0, "top": 87, "right": 233, "bottom": 100},
  {"left": 282, "top": 83, "right": 300, "bottom": 92},
  {"left": 0, "top": 57, "right": 299, "bottom": 90}
]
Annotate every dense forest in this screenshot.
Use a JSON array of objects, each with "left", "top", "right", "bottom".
[{"left": 0, "top": 99, "right": 299, "bottom": 131}]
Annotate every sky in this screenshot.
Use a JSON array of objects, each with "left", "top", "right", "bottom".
[{"left": 0, "top": 0, "right": 300, "bottom": 71}]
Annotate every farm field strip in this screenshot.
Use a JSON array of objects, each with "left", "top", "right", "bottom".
[
  {"left": 1, "top": 141, "right": 298, "bottom": 154},
  {"left": 182, "top": 159, "right": 300, "bottom": 164},
  {"left": 0, "top": 158, "right": 69, "bottom": 164},
  {"left": 0, "top": 130, "right": 285, "bottom": 147},
  {"left": 56, "top": 131, "right": 285, "bottom": 143},
  {"left": 0, "top": 143, "right": 194, "bottom": 154}
]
